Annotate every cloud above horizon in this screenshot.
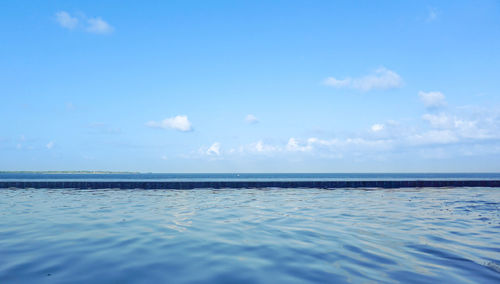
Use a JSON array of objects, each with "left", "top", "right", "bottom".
[
  {"left": 46, "top": 141, "right": 54, "bottom": 149},
  {"left": 192, "top": 101, "right": 500, "bottom": 160},
  {"left": 146, "top": 115, "right": 193, "bottom": 132},
  {"left": 245, "top": 114, "right": 259, "bottom": 124},
  {"left": 419, "top": 91, "right": 447, "bottom": 108},
  {"left": 206, "top": 142, "right": 221, "bottom": 156},
  {"left": 324, "top": 67, "right": 403, "bottom": 91},
  {"left": 55, "top": 11, "right": 78, "bottom": 29},
  {"left": 371, "top": 124, "right": 385, "bottom": 132},
  {"left": 55, "top": 11, "right": 114, "bottom": 34},
  {"left": 86, "top": 17, "right": 114, "bottom": 34}
]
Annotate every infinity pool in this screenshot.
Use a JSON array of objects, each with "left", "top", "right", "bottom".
[{"left": 1, "top": 187, "right": 499, "bottom": 283}]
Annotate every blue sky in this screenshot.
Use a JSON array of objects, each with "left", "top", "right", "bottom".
[{"left": 1, "top": 0, "right": 499, "bottom": 172}]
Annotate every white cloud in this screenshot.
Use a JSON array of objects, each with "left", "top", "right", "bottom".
[
  {"left": 453, "top": 119, "right": 487, "bottom": 139},
  {"left": 206, "top": 142, "right": 221, "bottom": 156},
  {"left": 408, "top": 130, "right": 459, "bottom": 145},
  {"left": 286, "top": 138, "right": 312, "bottom": 152},
  {"left": 146, "top": 115, "right": 193, "bottom": 132},
  {"left": 86, "top": 17, "right": 114, "bottom": 34},
  {"left": 55, "top": 11, "right": 78, "bottom": 29},
  {"left": 46, "top": 141, "right": 55, "bottom": 149},
  {"left": 308, "top": 137, "right": 394, "bottom": 150},
  {"left": 324, "top": 67, "right": 403, "bottom": 91},
  {"left": 187, "top": 104, "right": 500, "bottom": 162},
  {"left": 254, "top": 140, "right": 279, "bottom": 153},
  {"left": 193, "top": 103, "right": 499, "bottom": 159},
  {"left": 422, "top": 112, "right": 496, "bottom": 140},
  {"left": 371, "top": 124, "right": 385, "bottom": 132},
  {"left": 419, "top": 91, "right": 446, "bottom": 108},
  {"left": 323, "top": 77, "right": 350, "bottom": 88},
  {"left": 245, "top": 114, "right": 259, "bottom": 124},
  {"left": 422, "top": 113, "right": 452, "bottom": 128},
  {"left": 240, "top": 136, "right": 393, "bottom": 156},
  {"left": 54, "top": 11, "right": 113, "bottom": 34},
  {"left": 161, "top": 155, "right": 168, "bottom": 160}
]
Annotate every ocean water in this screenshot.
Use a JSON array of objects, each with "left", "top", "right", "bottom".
[
  {"left": 2, "top": 172, "right": 500, "bottom": 181},
  {"left": 1, "top": 186, "right": 499, "bottom": 283}
]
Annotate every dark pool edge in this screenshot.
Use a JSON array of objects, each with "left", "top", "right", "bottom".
[{"left": 1, "top": 180, "right": 500, "bottom": 189}]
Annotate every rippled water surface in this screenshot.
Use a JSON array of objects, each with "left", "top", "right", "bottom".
[{"left": 1, "top": 187, "right": 499, "bottom": 283}]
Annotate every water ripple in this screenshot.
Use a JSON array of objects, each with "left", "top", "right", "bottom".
[{"left": 0, "top": 187, "right": 499, "bottom": 283}]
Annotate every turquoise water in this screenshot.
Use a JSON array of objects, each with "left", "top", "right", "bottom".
[{"left": 1, "top": 187, "right": 499, "bottom": 283}]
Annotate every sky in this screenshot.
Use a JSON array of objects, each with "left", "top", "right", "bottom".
[{"left": 1, "top": 0, "right": 500, "bottom": 172}]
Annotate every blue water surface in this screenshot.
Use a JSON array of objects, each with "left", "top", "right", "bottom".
[
  {"left": 1, "top": 172, "right": 500, "bottom": 181},
  {"left": 1, "top": 186, "right": 499, "bottom": 283}
]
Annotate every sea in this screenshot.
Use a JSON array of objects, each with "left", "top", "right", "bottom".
[{"left": 0, "top": 173, "right": 499, "bottom": 283}]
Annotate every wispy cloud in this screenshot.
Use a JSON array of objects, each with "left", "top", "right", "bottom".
[
  {"left": 371, "top": 124, "right": 385, "bottom": 132},
  {"left": 146, "top": 115, "right": 193, "bottom": 132},
  {"left": 86, "top": 17, "right": 114, "bottom": 34},
  {"left": 237, "top": 137, "right": 394, "bottom": 157},
  {"left": 324, "top": 67, "right": 403, "bottom": 91},
  {"left": 408, "top": 130, "right": 458, "bottom": 145},
  {"left": 422, "top": 113, "right": 451, "bottom": 128},
  {"left": 419, "top": 91, "right": 446, "bottom": 108},
  {"left": 426, "top": 8, "right": 438, "bottom": 22},
  {"left": 286, "top": 138, "right": 313, "bottom": 152},
  {"left": 245, "top": 114, "right": 259, "bottom": 124},
  {"left": 55, "top": 11, "right": 113, "bottom": 34},
  {"left": 191, "top": 102, "right": 500, "bottom": 160},
  {"left": 421, "top": 111, "right": 496, "bottom": 140},
  {"left": 206, "top": 142, "right": 221, "bottom": 156},
  {"left": 46, "top": 141, "right": 55, "bottom": 149},
  {"left": 254, "top": 140, "right": 280, "bottom": 153},
  {"left": 88, "top": 123, "right": 121, "bottom": 134},
  {"left": 55, "top": 11, "right": 78, "bottom": 29},
  {"left": 189, "top": 142, "right": 224, "bottom": 159}
]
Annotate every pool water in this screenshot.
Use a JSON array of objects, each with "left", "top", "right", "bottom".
[{"left": 1, "top": 187, "right": 499, "bottom": 283}]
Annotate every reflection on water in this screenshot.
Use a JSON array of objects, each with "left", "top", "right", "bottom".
[{"left": 0, "top": 187, "right": 499, "bottom": 283}]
